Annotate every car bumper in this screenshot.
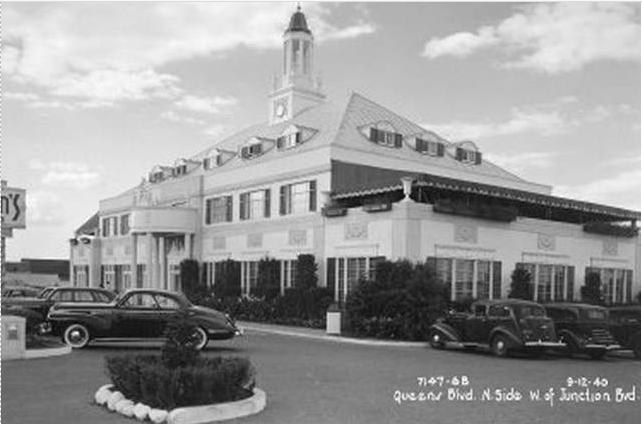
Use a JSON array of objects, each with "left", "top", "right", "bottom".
[
  {"left": 524, "top": 341, "right": 566, "bottom": 348},
  {"left": 584, "top": 343, "right": 621, "bottom": 351}
]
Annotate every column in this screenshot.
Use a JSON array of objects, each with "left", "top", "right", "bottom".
[
  {"left": 154, "top": 236, "right": 160, "bottom": 289},
  {"left": 159, "top": 237, "right": 166, "bottom": 290},
  {"left": 131, "top": 233, "right": 138, "bottom": 289},
  {"left": 472, "top": 260, "right": 478, "bottom": 298},
  {"left": 146, "top": 233, "right": 153, "bottom": 288},
  {"left": 185, "top": 233, "right": 192, "bottom": 259},
  {"left": 280, "top": 260, "right": 285, "bottom": 296},
  {"left": 69, "top": 242, "right": 75, "bottom": 286}
]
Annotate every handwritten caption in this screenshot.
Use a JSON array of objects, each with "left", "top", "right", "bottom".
[{"left": 392, "top": 376, "right": 639, "bottom": 407}]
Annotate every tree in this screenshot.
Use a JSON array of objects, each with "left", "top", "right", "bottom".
[
  {"left": 256, "top": 257, "right": 280, "bottom": 300},
  {"left": 508, "top": 268, "right": 534, "bottom": 300},
  {"left": 581, "top": 271, "right": 604, "bottom": 305},
  {"left": 180, "top": 259, "right": 206, "bottom": 302},
  {"left": 213, "top": 259, "right": 241, "bottom": 299},
  {"left": 294, "top": 254, "right": 318, "bottom": 290}
]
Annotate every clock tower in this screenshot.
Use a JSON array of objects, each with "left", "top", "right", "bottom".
[{"left": 269, "top": 6, "right": 325, "bottom": 125}]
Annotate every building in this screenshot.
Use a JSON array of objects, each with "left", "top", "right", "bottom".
[
  {"left": 3, "top": 258, "right": 70, "bottom": 287},
  {"left": 70, "top": 8, "right": 641, "bottom": 305}
]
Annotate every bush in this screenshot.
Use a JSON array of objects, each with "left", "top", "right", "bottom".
[
  {"left": 213, "top": 259, "right": 241, "bottom": 299},
  {"left": 105, "top": 355, "right": 255, "bottom": 410},
  {"left": 294, "top": 254, "right": 318, "bottom": 290},
  {"left": 255, "top": 257, "right": 280, "bottom": 300},
  {"left": 508, "top": 268, "right": 534, "bottom": 300},
  {"left": 160, "top": 313, "right": 201, "bottom": 368},
  {"left": 581, "top": 271, "right": 604, "bottom": 305},
  {"left": 345, "top": 260, "right": 447, "bottom": 341},
  {"left": 180, "top": 259, "right": 206, "bottom": 303}
]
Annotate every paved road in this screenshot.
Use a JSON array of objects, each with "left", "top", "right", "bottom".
[{"left": 2, "top": 331, "right": 640, "bottom": 424}]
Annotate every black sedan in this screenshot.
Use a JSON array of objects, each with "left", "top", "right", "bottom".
[{"left": 46, "top": 289, "right": 240, "bottom": 349}]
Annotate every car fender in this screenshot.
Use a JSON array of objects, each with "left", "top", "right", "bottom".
[
  {"left": 557, "top": 329, "right": 582, "bottom": 347},
  {"left": 48, "top": 310, "right": 111, "bottom": 334},
  {"left": 429, "top": 322, "right": 460, "bottom": 342},
  {"left": 489, "top": 327, "right": 523, "bottom": 348}
]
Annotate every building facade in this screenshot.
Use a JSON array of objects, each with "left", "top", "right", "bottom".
[{"left": 70, "top": 8, "right": 641, "bottom": 305}]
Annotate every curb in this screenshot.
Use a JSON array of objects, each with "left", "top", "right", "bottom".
[
  {"left": 239, "top": 323, "right": 427, "bottom": 348},
  {"left": 24, "top": 345, "right": 72, "bottom": 359},
  {"left": 95, "top": 384, "right": 266, "bottom": 424}
]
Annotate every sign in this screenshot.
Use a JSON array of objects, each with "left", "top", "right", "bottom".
[{"left": 1, "top": 181, "right": 27, "bottom": 229}]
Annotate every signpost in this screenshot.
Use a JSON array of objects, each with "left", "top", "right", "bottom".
[{"left": 1, "top": 180, "right": 27, "bottom": 276}]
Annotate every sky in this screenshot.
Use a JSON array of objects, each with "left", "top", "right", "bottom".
[{"left": 2, "top": 1, "right": 640, "bottom": 260}]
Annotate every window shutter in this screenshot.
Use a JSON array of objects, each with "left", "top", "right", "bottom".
[
  {"left": 394, "top": 133, "right": 403, "bottom": 148},
  {"left": 279, "top": 185, "right": 288, "bottom": 215},
  {"left": 369, "top": 128, "right": 378, "bottom": 142},
  {"left": 415, "top": 138, "right": 424, "bottom": 152},
  {"left": 625, "top": 270, "right": 633, "bottom": 303},
  {"left": 226, "top": 196, "right": 233, "bottom": 222},
  {"left": 456, "top": 147, "right": 464, "bottom": 161},
  {"left": 264, "top": 189, "right": 271, "bottom": 218},
  {"left": 241, "top": 146, "right": 248, "bottom": 159},
  {"left": 377, "top": 129, "right": 386, "bottom": 143},
  {"left": 425, "top": 256, "right": 437, "bottom": 272},
  {"left": 296, "top": 132, "right": 302, "bottom": 144},
  {"left": 216, "top": 154, "right": 223, "bottom": 166},
  {"left": 326, "top": 258, "right": 336, "bottom": 297},
  {"left": 437, "top": 143, "right": 445, "bottom": 157},
  {"left": 309, "top": 180, "right": 317, "bottom": 211},
  {"left": 276, "top": 136, "right": 284, "bottom": 149},
  {"left": 566, "top": 266, "right": 575, "bottom": 301},
  {"left": 492, "top": 261, "right": 502, "bottom": 299},
  {"left": 256, "top": 143, "right": 263, "bottom": 154},
  {"left": 475, "top": 151, "right": 482, "bottom": 165},
  {"left": 240, "top": 193, "right": 248, "bottom": 220},
  {"left": 203, "top": 158, "right": 210, "bottom": 169},
  {"left": 205, "top": 199, "right": 212, "bottom": 225}
]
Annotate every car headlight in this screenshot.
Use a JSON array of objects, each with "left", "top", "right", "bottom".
[{"left": 522, "top": 329, "right": 533, "bottom": 340}]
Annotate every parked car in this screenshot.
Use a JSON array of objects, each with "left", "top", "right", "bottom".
[
  {"left": 2, "top": 285, "right": 42, "bottom": 298},
  {"left": 2, "top": 286, "right": 117, "bottom": 317},
  {"left": 544, "top": 303, "right": 620, "bottom": 360},
  {"left": 46, "top": 288, "right": 241, "bottom": 349},
  {"left": 428, "top": 299, "right": 564, "bottom": 357},
  {"left": 608, "top": 305, "right": 640, "bottom": 359}
]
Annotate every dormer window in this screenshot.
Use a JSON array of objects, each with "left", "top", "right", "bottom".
[
  {"left": 276, "top": 132, "right": 302, "bottom": 149},
  {"left": 203, "top": 152, "right": 223, "bottom": 170},
  {"left": 415, "top": 138, "right": 444, "bottom": 156},
  {"left": 369, "top": 128, "right": 402, "bottom": 148},
  {"left": 241, "top": 142, "right": 263, "bottom": 159},
  {"left": 456, "top": 147, "right": 482, "bottom": 164},
  {"left": 174, "top": 164, "right": 187, "bottom": 176},
  {"left": 149, "top": 170, "right": 165, "bottom": 183}
]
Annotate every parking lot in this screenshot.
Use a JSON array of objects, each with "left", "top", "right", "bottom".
[{"left": 2, "top": 328, "right": 640, "bottom": 424}]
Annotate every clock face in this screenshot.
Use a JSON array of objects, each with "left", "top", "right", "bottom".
[{"left": 275, "top": 101, "right": 287, "bottom": 118}]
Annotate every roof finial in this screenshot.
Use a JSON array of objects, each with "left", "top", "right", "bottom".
[{"left": 297, "top": 2, "right": 301, "bottom": 12}]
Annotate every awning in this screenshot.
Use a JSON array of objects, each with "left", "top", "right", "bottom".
[{"left": 330, "top": 161, "right": 640, "bottom": 221}]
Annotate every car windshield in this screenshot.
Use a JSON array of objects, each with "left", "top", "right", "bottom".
[
  {"left": 38, "top": 288, "right": 53, "bottom": 299},
  {"left": 515, "top": 305, "right": 546, "bottom": 318}
]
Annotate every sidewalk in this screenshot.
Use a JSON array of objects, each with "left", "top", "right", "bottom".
[{"left": 237, "top": 321, "right": 427, "bottom": 348}]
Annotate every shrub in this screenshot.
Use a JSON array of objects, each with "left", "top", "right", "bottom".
[
  {"left": 508, "top": 268, "right": 534, "bottom": 300},
  {"left": 255, "top": 257, "right": 280, "bottom": 300},
  {"left": 180, "top": 259, "right": 207, "bottom": 303},
  {"left": 581, "top": 271, "right": 604, "bottom": 305},
  {"left": 160, "top": 313, "right": 201, "bottom": 368},
  {"left": 294, "top": 254, "right": 318, "bottom": 290},
  {"left": 345, "top": 260, "right": 447, "bottom": 341},
  {"left": 213, "top": 259, "right": 242, "bottom": 299},
  {"left": 105, "top": 355, "right": 255, "bottom": 410}
]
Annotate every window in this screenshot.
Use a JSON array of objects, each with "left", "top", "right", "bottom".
[
  {"left": 280, "top": 180, "right": 316, "bottom": 215},
  {"left": 94, "top": 292, "right": 113, "bottom": 302},
  {"left": 240, "top": 189, "right": 270, "bottom": 220},
  {"left": 241, "top": 261, "right": 259, "bottom": 296},
  {"left": 205, "top": 196, "right": 233, "bottom": 224},
  {"left": 241, "top": 143, "right": 263, "bottom": 159},
  {"left": 456, "top": 147, "right": 482, "bottom": 164},
  {"left": 331, "top": 256, "right": 384, "bottom": 305},
  {"left": 122, "top": 265, "right": 131, "bottom": 290},
  {"left": 154, "top": 294, "right": 181, "bottom": 309},
  {"left": 489, "top": 305, "right": 510, "bottom": 317},
  {"left": 149, "top": 171, "right": 164, "bottom": 183},
  {"left": 277, "top": 132, "right": 302, "bottom": 149},
  {"left": 74, "top": 265, "right": 89, "bottom": 287},
  {"left": 75, "top": 291, "right": 94, "bottom": 302},
  {"left": 518, "top": 263, "right": 575, "bottom": 302},
  {"left": 204, "top": 153, "right": 223, "bottom": 170},
  {"left": 101, "top": 216, "right": 119, "bottom": 238},
  {"left": 415, "top": 138, "right": 444, "bottom": 156},
  {"left": 102, "top": 265, "right": 116, "bottom": 287},
  {"left": 429, "top": 257, "right": 502, "bottom": 302},
  {"left": 122, "top": 293, "right": 158, "bottom": 308},
  {"left": 169, "top": 264, "right": 181, "bottom": 291},
  {"left": 369, "top": 128, "right": 402, "bottom": 148},
  {"left": 585, "top": 267, "right": 633, "bottom": 305},
  {"left": 474, "top": 304, "right": 486, "bottom": 316},
  {"left": 173, "top": 165, "right": 187, "bottom": 176},
  {"left": 281, "top": 260, "right": 298, "bottom": 294},
  {"left": 120, "top": 214, "right": 130, "bottom": 235}
]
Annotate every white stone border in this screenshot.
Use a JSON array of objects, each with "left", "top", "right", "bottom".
[
  {"left": 95, "top": 384, "right": 266, "bottom": 424},
  {"left": 23, "top": 345, "right": 72, "bottom": 360}
]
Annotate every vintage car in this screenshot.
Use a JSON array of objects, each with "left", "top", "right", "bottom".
[
  {"left": 2, "top": 285, "right": 42, "bottom": 298},
  {"left": 544, "top": 303, "right": 620, "bottom": 360},
  {"left": 428, "top": 299, "right": 564, "bottom": 357},
  {"left": 608, "top": 305, "right": 640, "bottom": 359},
  {"left": 46, "top": 288, "right": 240, "bottom": 349},
  {"left": 2, "top": 286, "right": 116, "bottom": 318}
]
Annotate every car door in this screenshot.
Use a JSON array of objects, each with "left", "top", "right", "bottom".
[
  {"left": 112, "top": 292, "right": 160, "bottom": 338},
  {"left": 153, "top": 294, "right": 183, "bottom": 337},
  {"left": 465, "top": 304, "right": 490, "bottom": 342}
]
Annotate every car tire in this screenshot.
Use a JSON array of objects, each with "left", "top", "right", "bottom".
[
  {"left": 191, "top": 327, "right": 209, "bottom": 351},
  {"left": 491, "top": 334, "right": 509, "bottom": 358},
  {"left": 63, "top": 323, "right": 91, "bottom": 349},
  {"left": 428, "top": 330, "right": 445, "bottom": 349}
]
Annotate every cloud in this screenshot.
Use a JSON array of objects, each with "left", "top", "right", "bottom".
[
  {"left": 484, "top": 152, "right": 556, "bottom": 174},
  {"left": 422, "top": 3, "right": 640, "bottom": 73},
  {"left": 26, "top": 191, "right": 65, "bottom": 226},
  {"left": 174, "top": 95, "right": 237, "bottom": 114},
  {"left": 4, "top": 91, "right": 40, "bottom": 101},
  {"left": 3, "top": 3, "right": 374, "bottom": 103},
  {"left": 554, "top": 169, "right": 641, "bottom": 210},
  {"left": 160, "top": 110, "right": 205, "bottom": 126},
  {"left": 38, "top": 162, "right": 100, "bottom": 189},
  {"left": 5, "top": 91, "right": 114, "bottom": 110},
  {"left": 423, "top": 99, "right": 637, "bottom": 141}
]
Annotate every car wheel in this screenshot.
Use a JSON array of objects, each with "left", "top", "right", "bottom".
[
  {"left": 191, "top": 327, "right": 208, "bottom": 351},
  {"left": 63, "top": 323, "right": 91, "bottom": 349},
  {"left": 428, "top": 330, "right": 445, "bottom": 349},
  {"left": 491, "top": 334, "right": 509, "bottom": 358}
]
